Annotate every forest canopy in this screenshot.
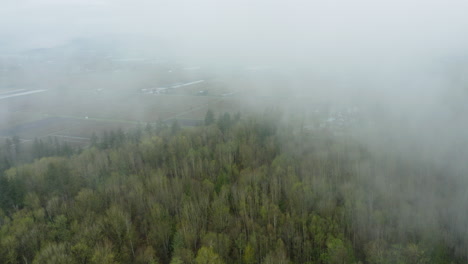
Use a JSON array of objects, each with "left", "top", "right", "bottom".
[{"left": 0, "top": 111, "right": 466, "bottom": 264}]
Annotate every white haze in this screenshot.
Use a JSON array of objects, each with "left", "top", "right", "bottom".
[
  {"left": 2, "top": 0, "right": 468, "bottom": 102},
  {"left": 3, "top": 1, "right": 468, "bottom": 59},
  {"left": 2, "top": 0, "right": 468, "bottom": 255}
]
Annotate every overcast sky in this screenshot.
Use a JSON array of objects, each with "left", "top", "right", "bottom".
[{"left": 2, "top": 0, "right": 468, "bottom": 60}]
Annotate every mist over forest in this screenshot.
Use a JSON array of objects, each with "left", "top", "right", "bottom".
[{"left": 0, "top": 1, "right": 468, "bottom": 263}]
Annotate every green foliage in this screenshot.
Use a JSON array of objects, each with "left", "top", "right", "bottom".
[
  {"left": 243, "top": 244, "right": 255, "bottom": 264},
  {"left": 0, "top": 173, "right": 25, "bottom": 212},
  {"left": 169, "top": 256, "right": 183, "bottom": 264},
  {"left": 195, "top": 246, "right": 224, "bottom": 264},
  {"left": 205, "top": 109, "right": 215, "bottom": 125},
  {"left": 32, "top": 243, "right": 73, "bottom": 264},
  {"left": 0, "top": 113, "right": 465, "bottom": 264},
  {"left": 91, "top": 241, "right": 117, "bottom": 264},
  {"left": 262, "top": 239, "right": 290, "bottom": 264},
  {"left": 325, "top": 237, "right": 354, "bottom": 264},
  {"left": 217, "top": 112, "right": 232, "bottom": 133}
]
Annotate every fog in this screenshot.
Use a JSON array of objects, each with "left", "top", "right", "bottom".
[
  {"left": 3, "top": 0, "right": 468, "bottom": 101},
  {"left": 3, "top": 1, "right": 468, "bottom": 57},
  {"left": 1, "top": 0, "right": 468, "bottom": 261}
]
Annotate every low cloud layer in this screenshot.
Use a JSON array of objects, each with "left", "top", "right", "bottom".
[{"left": 2, "top": 0, "right": 468, "bottom": 60}]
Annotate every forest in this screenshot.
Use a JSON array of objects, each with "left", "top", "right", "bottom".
[{"left": 0, "top": 110, "right": 466, "bottom": 264}]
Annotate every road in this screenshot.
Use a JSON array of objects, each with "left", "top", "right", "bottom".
[{"left": 0, "top": 89, "right": 47, "bottom": 100}]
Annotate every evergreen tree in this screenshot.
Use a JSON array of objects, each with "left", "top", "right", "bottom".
[{"left": 205, "top": 109, "right": 215, "bottom": 125}]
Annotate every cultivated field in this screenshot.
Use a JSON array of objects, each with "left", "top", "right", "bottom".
[{"left": 0, "top": 70, "right": 244, "bottom": 146}]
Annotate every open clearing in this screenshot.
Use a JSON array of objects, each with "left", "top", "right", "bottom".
[{"left": 0, "top": 81, "right": 242, "bottom": 146}]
